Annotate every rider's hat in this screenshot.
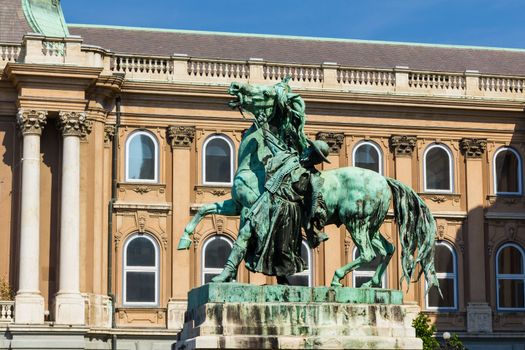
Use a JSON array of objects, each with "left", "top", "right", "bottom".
[{"left": 307, "top": 139, "right": 331, "bottom": 164}]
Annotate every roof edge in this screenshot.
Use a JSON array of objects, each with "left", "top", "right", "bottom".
[{"left": 69, "top": 23, "right": 525, "bottom": 53}]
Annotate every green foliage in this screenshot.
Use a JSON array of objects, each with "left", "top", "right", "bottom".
[
  {"left": 412, "top": 313, "right": 440, "bottom": 350},
  {"left": 0, "top": 275, "right": 14, "bottom": 301},
  {"left": 445, "top": 333, "right": 467, "bottom": 350}
]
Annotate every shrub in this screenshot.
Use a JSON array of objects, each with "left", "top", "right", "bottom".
[{"left": 412, "top": 312, "right": 440, "bottom": 350}]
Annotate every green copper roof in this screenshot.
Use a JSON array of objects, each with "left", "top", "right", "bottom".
[{"left": 23, "top": 0, "right": 69, "bottom": 37}]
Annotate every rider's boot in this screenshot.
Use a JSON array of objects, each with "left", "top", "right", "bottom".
[{"left": 211, "top": 242, "right": 246, "bottom": 283}]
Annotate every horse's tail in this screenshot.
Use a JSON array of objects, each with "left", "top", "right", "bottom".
[{"left": 386, "top": 177, "right": 440, "bottom": 292}]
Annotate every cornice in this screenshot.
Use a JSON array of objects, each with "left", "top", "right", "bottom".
[{"left": 4, "top": 63, "right": 103, "bottom": 85}]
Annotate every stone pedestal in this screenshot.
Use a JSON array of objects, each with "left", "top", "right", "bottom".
[
  {"left": 176, "top": 283, "right": 422, "bottom": 350},
  {"left": 467, "top": 302, "right": 493, "bottom": 333}
]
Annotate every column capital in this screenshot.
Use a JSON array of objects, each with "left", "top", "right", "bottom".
[
  {"left": 315, "top": 132, "right": 344, "bottom": 154},
  {"left": 16, "top": 109, "right": 48, "bottom": 136},
  {"left": 58, "top": 111, "right": 92, "bottom": 137},
  {"left": 104, "top": 124, "right": 116, "bottom": 145},
  {"left": 460, "top": 138, "right": 487, "bottom": 158},
  {"left": 167, "top": 126, "right": 196, "bottom": 148},
  {"left": 389, "top": 135, "right": 417, "bottom": 156}
]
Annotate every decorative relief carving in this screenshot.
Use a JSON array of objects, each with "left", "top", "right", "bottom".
[
  {"left": 211, "top": 189, "right": 227, "bottom": 196},
  {"left": 389, "top": 135, "right": 417, "bottom": 156},
  {"left": 167, "top": 126, "right": 196, "bottom": 148},
  {"left": 459, "top": 138, "right": 487, "bottom": 158},
  {"left": 133, "top": 186, "right": 152, "bottom": 195},
  {"left": 429, "top": 195, "right": 447, "bottom": 203},
  {"left": 16, "top": 109, "right": 48, "bottom": 135},
  {"left": 316, "top": 132, "right": 344, "bottom": 154},
  {"left": 137, "top": 215, "right": 147, "bottom": 233},
  {"left": 58, "top": 111, "right": 93, "bottom": 137},
  {"left": 104, "top": 124, "right": 115, "bottom": 144}
]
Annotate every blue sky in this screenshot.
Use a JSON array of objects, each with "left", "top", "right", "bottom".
[{"left": 62, "top": 0, "right": 525, "bottom": 49}]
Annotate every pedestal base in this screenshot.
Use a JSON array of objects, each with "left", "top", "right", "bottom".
[
  {"left": 54, "top": 292, "right": 85, "bottom": 325},
  {"left": 176, "top": 283, "right": 422, "bottom": 350},
  {"left": 467, "top": 302, "right": 492, "bottom": 333},
  {"left": 14, "top": 293, "right": 45, "bottom": 324}
]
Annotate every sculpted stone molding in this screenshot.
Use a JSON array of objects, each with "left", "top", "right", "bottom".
[
  {"left": 16, "top": 109, "right": 48, "bottom": 135},
  {"left": 315, "top": 132, "right": 344, "bottom": 154},
  {"left": 58, "top": 111, "right": 93, "bottom": 137},
  {"left": 459, "top": 138, "right": 487, "bottom": 158},
  {"left": 167, "top": 126, "right": 196, "bottom": 148},
  {"left": 389, "top": 135, "right": 417, "bottom": 156},
  {"left": 104, "top": 124, "right": 116, "bottom": 144}
]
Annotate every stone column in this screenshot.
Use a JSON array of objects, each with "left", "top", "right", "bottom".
[
  {"left": 167, "top": 126, "right": 195, "bottom": 330},
  {"left": 460, "top": 138, "right": 492, "bottom": 333},
  {"left": 316, "top": 132, "right": 345, "bottom": 286},
  {"left": 54, "top": 111, "right": 92, "bottom": 325},
  {"left": 14, "top": 109, "right": 47, "bottom": 324},
  {"left": 389, "top": 136, "right": 418, "bottom": 302}
]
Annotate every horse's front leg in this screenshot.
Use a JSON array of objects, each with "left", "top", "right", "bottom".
[{"left": 177, "top": 199, "right": 241, "bottom": 250}]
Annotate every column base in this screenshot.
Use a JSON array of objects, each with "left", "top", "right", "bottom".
[
  {"left": 54, "top": 292, "right": 85, "bottom": 325},
  {"left": 167, "top": 299, "right": 187, "bottom": 330},
  {"left": 14, "top": 292, "right": 45, "bottom": 324},
  {"left": 467, "top": 302, "right": 493, "bottom": 333}
]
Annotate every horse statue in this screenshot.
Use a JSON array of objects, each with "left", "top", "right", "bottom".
[{"left": 178, "top": 79, "right": 439, "bottom": 290}]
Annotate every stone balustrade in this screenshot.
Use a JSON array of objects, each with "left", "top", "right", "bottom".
[
  {"left": 0, "top": 301, "right": 14, "bottom": 323},
  {"left": 2, "top": 35, "right": 525, "bottom": 101}
]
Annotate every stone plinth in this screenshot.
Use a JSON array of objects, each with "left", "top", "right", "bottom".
[{"left": 176, "top": 283, "right": 422, "bottom": 349}]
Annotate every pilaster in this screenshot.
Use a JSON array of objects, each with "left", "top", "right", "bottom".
[
  {"left": 14, "top": 109, "right": 47, "bottom": 324},
  {"left": 167, "top": 125, "right": 195, "bottom": 329},
  {"left": 460, "top": 138, "right": 492, "bottom": 333}
]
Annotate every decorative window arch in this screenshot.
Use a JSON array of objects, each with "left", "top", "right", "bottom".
[
  {"left": 426, "top": 241, "right": 458, "bottom": 311},
  {"left": 125, "top": 130, "right": 159, "bottom": 182},
  {"left": 352, "top": 141, "right": 383, "bottom": 174},
  {"left": 352, "top": 247, "right": 387, "bottom": 288},
  {"left": 496, "top": 243, "right": 525, "bottom": 310},
  {"left": 493, "top": 147, "right": 522, "bottom": 195},
  {"left": 423, "top": 144, "right": 454, "bottom": 193},
  {"left": 201, "top": 235, "right": 234, "bottom": 284},
  {"left": 288, "top": 240, "right": 313, "bottom": 287},
  {"left": 203, "top": 135, "right": 235, "bottom": 185},
  {"left": 123, "top": 233, "right": 160, "bottom": 306}
]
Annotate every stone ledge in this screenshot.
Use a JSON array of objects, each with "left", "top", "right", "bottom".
[{"left": 187, "top": 283, "right": 403, "bottom": 311}]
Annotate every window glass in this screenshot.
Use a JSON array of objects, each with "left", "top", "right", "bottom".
[
  {"left": 495, "top": 149, "right": 520, "bottom": 193},
  {"left": 123, "top": 234, "right": 158, "bottom": 305},
  {"left": 428, "top": 279, "right": 455, "bottom": 308},
  {"left": 435, "top": 245, "right": 454, "bottom": 274},
  {"left": 205, "top": 137, "right": 232, "bottom": 183},
  {"left": 128, "top": 133, "right": 156, "bottom": 181},
  {"left": 425, "top": 146, "right": 451, "bottom": 191},
  {"left": 498, "top": 280, "right": 525, "bottom": 309},
  {"left": 354, "top": 143, "right": 380, "bottom": 173},
  {"left": 202, "top": 235, "right": 234, "bottom": 284},
  {"left": 498, "top": 246, "right": 523, "bottom": 274},
  {"left": 426, "top": 242, "right": 457, "bottom": 310}
]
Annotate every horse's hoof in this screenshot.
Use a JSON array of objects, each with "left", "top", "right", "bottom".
[
  {"left": 177, "top": 236, "right": 192, "bottom": 250},
  {"left": 330, "top": 281, "right": 343, "bottom": 288},
  {"left": 211, "top": 269, "right": 236, "bottom": 283}
]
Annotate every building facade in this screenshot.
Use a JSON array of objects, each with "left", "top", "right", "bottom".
[{"left": 0, "top": 1, "right": 525, "bottom": 349}]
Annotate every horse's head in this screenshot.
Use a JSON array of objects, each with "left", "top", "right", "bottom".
[{"left": 228, "top": 82, "right": 278, "bottom": 118}]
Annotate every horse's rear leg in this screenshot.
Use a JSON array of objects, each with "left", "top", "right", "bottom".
[
  {"left": 178, "top": 199, "right": 241, "bottom": 250},
  {"left": 361, "top": 234, "right": 395, "bottom": 288}
]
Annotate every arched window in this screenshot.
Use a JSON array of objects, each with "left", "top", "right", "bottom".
[
  {"left": 352, "top": 247, "right": 386, "bottom": 288},
  {"left": 496, "top": 243, "right": 525, "bottom": 310},
  {"left": 426, "top": 241, "right": 458, "bottom": 310},
  {"left": 424, "top": 144, "right": 453, "bottom": 192},
  {"left": 353, "top": 141, "right": 383, "bottom": 174},
  {"left": 123, "top": 234, "right": 159, "bottom": 305},
  {"left": 125, "top": 131, "right": 158, "bottom": 182},
  {"left": 201, "top": 235, "right": 234, "bottom": 284},
  {"left": 203, "top": 135, "right": 234, "bottom": 185},
  {"left": 493, "top": 147, "right": 522, "bottom": 195},
  {"left": 288, "top": 241, "right": 313, "bottom": 287}
]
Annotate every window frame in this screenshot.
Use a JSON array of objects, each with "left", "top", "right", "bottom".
[
  {"left": 201, "top": 235, "right": 234, "bottom": 285},
  {"left": 496, "top": 242, "right": 525, "bottom": 311},
  {"left": 425, "top": 241, "right": 458, "bottom": 311},
  {"left": 202, "top": 134, "right": 235, "bottom": 186},
  {"left": 352, "top": 247, "right": 387, "bottom": 288},
  {"left": 122, "top": 233, "right": 160, "bottom": 307},
  {"left": 352, "top": 141, "right": 383, "bottom": 175},
  {"left": 289, "top": 240, "right": 313, "bottom": 287},
  {"left": 423, "top": 144, "right": 454, "bottom": 193},
  {"left": 493, "top": 147, "right": 523, "bottom": 196},
  {"left": 125, "top": 130, "right": 159, "bottom": 183}
]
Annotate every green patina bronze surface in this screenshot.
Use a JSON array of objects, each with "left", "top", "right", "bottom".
[
  {"left": 187, "top": 283, "right": 403, "bottom": 311},
  {"left": 22, "top": 0, "right": 70, "bottom": 37},
  {"left": 178, "top": 79, "right": 439, "bottom": 294}
]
